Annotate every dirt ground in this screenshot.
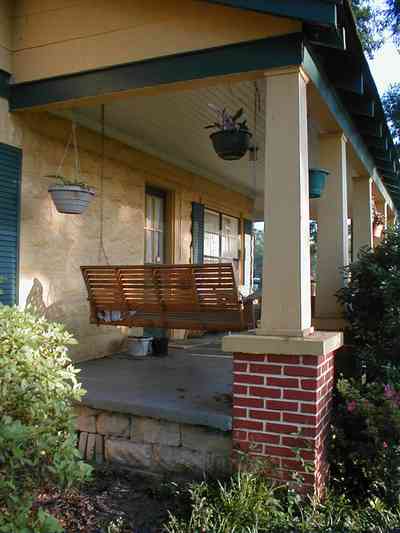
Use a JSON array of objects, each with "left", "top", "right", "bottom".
[{"left": 36, "top": 465, "right": 191, "bottom": 533}]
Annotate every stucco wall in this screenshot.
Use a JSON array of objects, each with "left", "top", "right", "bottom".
[{"left": 0, "top": 106, "right": 252, "bottom": 361}]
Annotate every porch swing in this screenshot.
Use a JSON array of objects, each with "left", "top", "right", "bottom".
[{"left": 81, "top": 106, "right": 255, "bottom": 333}]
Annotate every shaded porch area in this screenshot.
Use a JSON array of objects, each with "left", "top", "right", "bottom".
[
  {"left": 75, "top": 337, "right": 233, "bottom": 475},
  {"left": 77, "top": 336, "right": 232, "bottom": 432}
]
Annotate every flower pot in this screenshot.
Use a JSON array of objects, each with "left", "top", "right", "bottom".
[
  {"left": 48, "top": 185, "right": 95, "bottom": 214},
  {"left": 210, "top": 129, "right": 252, "bottom": 161},
  {"left": 127, "top": 336, "right": 153, "bottom": 358},
  {"left": 309, "top": 168, "right": 330, "bottom": 199},
  {"left": 152, "top": 337, "right": 169, "bottom": 357},
  {"left": 373, "top": 223, "right": 384, "bottom": 239}
]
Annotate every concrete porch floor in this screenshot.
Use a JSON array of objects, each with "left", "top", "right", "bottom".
[{"left": 77, "top": 336, "right": 233, "bottom": 432}]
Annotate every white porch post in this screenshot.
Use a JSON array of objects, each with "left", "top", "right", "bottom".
[
  {"left": 315, "top": 133, "right": 348, "bottom": 322},
  {"left": 384, "top": 202, "right": 388, "bottom": 230},
  {"left": 224, "top": 67, "right": 344, "bottom": 497},
  {"left": 352, "top": 176, "right": 373, "bottom": 258},
  {"left": 259, "top": 68, "right": 312, "bottom": 337}
]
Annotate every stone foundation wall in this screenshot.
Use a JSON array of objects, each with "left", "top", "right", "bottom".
[{"left": 75, "top": 405, "right": 232, "bottom": 476}]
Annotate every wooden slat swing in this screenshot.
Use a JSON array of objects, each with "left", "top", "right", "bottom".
[{"left": 81, "top": 263, "right": 255, "bottom": 332}]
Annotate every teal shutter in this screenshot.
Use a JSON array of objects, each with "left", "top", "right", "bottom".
[
  {"left": 0, "top": 143, "right": 22, "bottom": 306},
  {"left": 244, "top": 219, "right": 253, "bottom": 236},
  {"left": 192, "top": 202, "right": 204, "bottom": 264}
]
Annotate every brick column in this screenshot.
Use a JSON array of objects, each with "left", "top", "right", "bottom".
[{"left": 232, "top": 350, "right": 335, "bottom": 496}]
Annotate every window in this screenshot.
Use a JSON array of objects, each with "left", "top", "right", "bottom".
[
  {"left": 204, "top": 209, "right": 240, "bottom": 266},
  {"left": 145, "top": 189, "right": 165, "bottom": 264}
]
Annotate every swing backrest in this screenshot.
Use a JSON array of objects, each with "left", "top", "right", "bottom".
[{"left": 81, "top": 263, "right": 253, "bottom": 331}]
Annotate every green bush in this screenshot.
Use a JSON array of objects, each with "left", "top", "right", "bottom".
[
  {"left": 337, "top": 225, "right": 400, "bottom": 377},
  {"left": 165, "top": 467, "right": 400, "bottom": 532},
  {"left": 330, "top": 377, "right": 400, "bottom": 504},
  {"left": 0, "top": 306, "right": 91, "bottom": 532}
]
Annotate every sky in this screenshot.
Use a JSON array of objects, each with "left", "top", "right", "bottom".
[
  {"left": 368, "top": 39, "right": 400, "bottom": 94},
  {"left": 367, "top": 0, "right": 399, "bottom": 95}
]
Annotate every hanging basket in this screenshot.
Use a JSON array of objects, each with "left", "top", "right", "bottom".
[
  {"left": 210, "top": 129, "right": 252, "bottom": 161},
  {"left": 48, "top": 184, "right": 95, "bottom": 214},
  {"left": 48, "top": 122, "right": 95, "bottom": 215},
  {"left": 309, "top": 168, "right": 330, "bottom": 199}
]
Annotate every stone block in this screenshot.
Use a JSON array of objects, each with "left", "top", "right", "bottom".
[
  {"left": 131, "top": 416, "right": 180, "bottom": 446},
  {"left": 86, "top": 433, "right": 96, "bottom": 461},
  {"left": 155, "top": 445, "right": 206, "bottom": 473},
  {"left": 95, "top": 434, "right": 104, "bottom": 464},
  {"left": 181, "top": 425, "right": 231, "bottom": 454},
  {"left": 97, "top": 412, "right": 130, "bottom": 437},
  {"left": 75, "top": 413, "right": 97, "bottom": 433},
  {"left": 74, "top": 405, "right": 98, "bottom": 417},
  {"left": 206, "top": 453, "right": 232, "bottom": 475},
  {"left": 78, "top": 432, "right": 88, "bottom": 458},
  {"left": 105, "top": 438, "right": 152, "bottom": 469}
]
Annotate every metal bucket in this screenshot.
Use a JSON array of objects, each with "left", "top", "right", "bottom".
[{"left": 127, "top": 336, "right": 153, "bottom": 357}]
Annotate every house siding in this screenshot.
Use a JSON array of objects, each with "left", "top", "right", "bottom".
[
  {"left": 0, "top": 106, "right": 252, "bottom": 361},
  {"left": 11, "top": 0, "right": 300, "bottom": 83}
]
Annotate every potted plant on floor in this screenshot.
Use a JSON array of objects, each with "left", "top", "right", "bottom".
[
  {"left": 309, "top": 168, "right": 330, "bottom": 199},
  {"left": 206, "top": 105, "right": 252, "bottom": 160},
  {"left": 373, "top": 208, "right": 385, "bottom": 238},
  {"left": 48, "top": 176, "right": 95, "bottom": 215}
]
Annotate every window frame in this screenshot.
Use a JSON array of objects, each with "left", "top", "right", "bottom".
[
  {"left": 144, "top": 186, "right": 167, "bottom": 265},
  {"left": 203, "top": 208, "right": 240, "bottom": 264}
]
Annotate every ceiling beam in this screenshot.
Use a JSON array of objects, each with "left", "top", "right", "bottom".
[
  {"left": 332, "top": 68, "right": 364, "bottom": 95},
  {"left": 353, "top": 116, "right": 383, "bottom": 138},
  {"left": 10, "top": 33, "right": 304, "bottom": 111},
  {"left": 302, "top": 45, "right": 375, "bottom": 178},
  {"left": 339, "top": 91, "right": 375, "bottom": 117},
  {"left": 199, "top": 0, "right": 338, "bottom": 26},
  {"left": 369, "top": 147, "right": 390, "bottom": 160},
  {"left": 364, "top": 135, "right": 388, "bottom": 150},
  {"left": 376, "top": 159, "right": 396, "bottom": 173},
  {"left": 304, "top": 24, "right": 346, "bottom": 49}
]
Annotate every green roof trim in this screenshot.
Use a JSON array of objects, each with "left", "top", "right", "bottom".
[
  {"left": 201, "top": 0, "right": 339, "bottom": 26},
  {"left": 303, "top": 45, "right": 375, "bottom": 176},
  {"left": 9, "top": 33, "right": 303, "bottom": 110}
]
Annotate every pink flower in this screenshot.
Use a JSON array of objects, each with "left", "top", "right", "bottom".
[
  {"left": 384, "top": 384, "right": 396, "bottom": 399},
  {"left": 347, "top": 400, "right": 357, "bottom": 413},
  {"left": 383, "top": 442, "right": 388, "bottom": 449}
]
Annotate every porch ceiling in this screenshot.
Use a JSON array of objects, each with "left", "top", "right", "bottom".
[
  {"left": 57, "top": 76, "right": 360, "bottom": 220},
  {"left": 58, "top": 80, "right": 267, "bottom": 201}
]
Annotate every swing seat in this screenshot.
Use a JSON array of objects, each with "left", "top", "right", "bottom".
[{"left": 81, "top": 263, "right": 255, "bottom": 332}]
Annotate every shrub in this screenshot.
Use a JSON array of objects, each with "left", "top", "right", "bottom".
[
  {"left": 337, "top": 225, "right": 400, "bottom": 377},
  {"left": 165, "top": 468, "right": 400, "bottom": 532},
  {"left": 0, "top": 306, "right": 91, "bottom": 532},
  {"left": 330, "top": 377, "right": 400, "bottom": 504}
]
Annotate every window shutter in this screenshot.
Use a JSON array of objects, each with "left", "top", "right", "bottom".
[
  {"left": 191, "top": 202, "right": 204, "bottom": 264},
  {"left": 0, "top": 143, "right": 22, "bottom": 306},
  {"left": 244, "top": 219, "right": 253, "bottom": 236}
]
